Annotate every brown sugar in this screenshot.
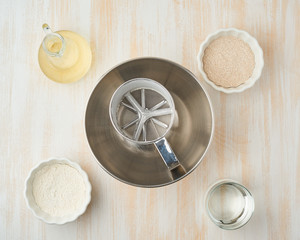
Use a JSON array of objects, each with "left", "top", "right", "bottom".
[{"left": 202, "top": 36, "right": 255, "bottom": 88}]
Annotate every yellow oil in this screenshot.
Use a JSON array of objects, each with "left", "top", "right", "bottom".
[
  {"left": 47, "top": 39, "right": 62, "bottom": 53},
  {"left": 38, "top": 30, "right": 92, "bottom": 83}
]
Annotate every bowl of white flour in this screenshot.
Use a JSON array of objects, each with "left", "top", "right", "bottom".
[{"left": 24, "top": 158, "right": 92, "bottom": 224}]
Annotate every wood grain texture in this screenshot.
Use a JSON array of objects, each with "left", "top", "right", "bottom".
[{"left": 0, "top": 0, "right": 299, "bottom": 239}]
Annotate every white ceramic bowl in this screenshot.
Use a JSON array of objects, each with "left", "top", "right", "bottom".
[
  {"left": 197, "top": 28, "right": 264, "bottom": 93},
  {"left": 24, "top": 158, "right": 92, "bottom": 224}
]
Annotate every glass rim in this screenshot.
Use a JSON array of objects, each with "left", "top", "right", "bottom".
[
  {"left": 42, "top": 32, "right": 66, "bottom": 57},
  {"left": 205, "top": 179, "right": 255, "bottom": 230}
]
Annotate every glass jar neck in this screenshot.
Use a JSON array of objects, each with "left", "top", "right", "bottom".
[{"left": 42, "top": 23, "right": 66, "bottom": 58}]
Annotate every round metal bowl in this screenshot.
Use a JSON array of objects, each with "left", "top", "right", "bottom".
[{"left": 85, "top": 57, "right": 214, "bottom": 187}]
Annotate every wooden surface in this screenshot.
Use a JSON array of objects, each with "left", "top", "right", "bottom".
[{"left": 1, "top": 0, "right": 299, "bottom": 239}]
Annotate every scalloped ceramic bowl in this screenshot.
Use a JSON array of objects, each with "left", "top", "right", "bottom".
[
  {"left": 197, "top": 28, "right": 264, "bottom": 93},
  {"left": 24, "top": 158, "right": 92, "bottom": 224}
]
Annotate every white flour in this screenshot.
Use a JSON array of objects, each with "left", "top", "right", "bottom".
[{"left": 32, "top": 163, "right": 86, "bottom": 217}]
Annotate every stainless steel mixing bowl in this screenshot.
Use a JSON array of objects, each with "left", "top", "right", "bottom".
[{"left": 85, "top": 57, "right": 214, "bottom": 187}]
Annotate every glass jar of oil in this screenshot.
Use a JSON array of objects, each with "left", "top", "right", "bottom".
[{"left": 38, "top": 24, "right": 92, "bottom": 83}]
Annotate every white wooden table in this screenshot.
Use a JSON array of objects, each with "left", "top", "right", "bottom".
[{"left": 1, "top": 0, "right": 299, "bottom": 239}]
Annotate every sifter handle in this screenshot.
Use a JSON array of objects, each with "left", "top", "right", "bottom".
[{"left": 154, "top": 137, "right": 180, "bottom": 171}]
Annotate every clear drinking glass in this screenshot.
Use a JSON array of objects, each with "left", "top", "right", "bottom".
[{"left": 205, "top": 179, "right": 255, "bottom": 230}]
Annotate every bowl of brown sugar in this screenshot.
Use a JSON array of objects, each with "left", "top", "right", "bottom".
[{"left": 197, "top": 28, "right": 264, "bottom": 93}]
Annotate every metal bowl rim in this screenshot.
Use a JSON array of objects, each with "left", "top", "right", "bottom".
[{"left": 85, "top": 57, "right": 215, "bottom": 188}]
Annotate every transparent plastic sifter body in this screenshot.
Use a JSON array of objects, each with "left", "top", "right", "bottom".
[{"left": 109, "top": 78, "right": 184, "bottom": 172}]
